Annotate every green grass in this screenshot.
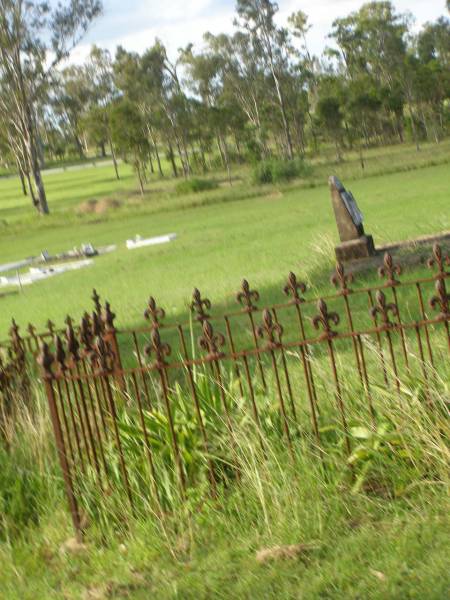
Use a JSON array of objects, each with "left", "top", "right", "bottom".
[
  {"left": 1, "top": 365, "right": 449, "bottom": 599},
  {"left": 0, "top": 139, "right": 449, "bottom": 599},
  {"left": 0, "top": 139, "right": 449, "bottom": 338}
]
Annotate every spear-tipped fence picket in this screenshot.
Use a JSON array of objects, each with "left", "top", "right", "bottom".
[{"left": 1, "top": 246, "right": 449, "bottom": 538}]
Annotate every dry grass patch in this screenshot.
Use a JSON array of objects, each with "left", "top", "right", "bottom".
[{"left": 76, "top": 198, "right": 122, "bottom": 215}]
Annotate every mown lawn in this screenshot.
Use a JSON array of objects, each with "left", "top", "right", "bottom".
[
  {"left": 0, "top": 140, "right": 449, "bottom": 599},
  {"left": 0, "top": 140, "right": 449, "bottom": 338}
]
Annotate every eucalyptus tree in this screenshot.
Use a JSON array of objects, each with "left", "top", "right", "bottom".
[
  {"left": 204, "top": 31, "right": 269, "bottom": 157},
  {"left": 138, "top": 41, "right": 194, "bottom": 177},
  {"left": 51, "top": 65, "right": 91, "bottom": 158},
  {"left": 180, "top": 44, "right": 233, "bottom": 179},
  {"left": 329, "top": 2, "right": 423, "bottom": 149},
  {"left": 0, "top": 0, "right": 102, "bottom": 214},
  {"left": 110, "top": 99, "right": 149, "bottom": 195},
  {"left": 85, "top": 46, "right": 120, "bottom": 177},
  {"left": 288, "top": 10, "right": 319, "bottom": 150},
  {"left": 235, "top": 0, "right": 295, "bottom": 159}
]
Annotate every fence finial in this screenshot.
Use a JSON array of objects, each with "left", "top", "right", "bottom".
[
  {"left": 103, "top": 301, "right": 116, "bottom": 331},
  {"left": 144, "top": 297, "right": 165, "bottom": 328},
  {"left": 38, "top": 342, "right": 55, "bottom": 380},
  {"left": 427, "top": 243, "right": 450, "bottom": 276},
  {"left": 283, "top": 272, "right": 306, "bottom": 304},
  {"left": 198, "top": 320, "right": 225, "bottom": 360},
  {"left": 370, "top": 290, "right": 398, "bottom": 326},
  {"left": 257, "top": 309, "right": 283, "bottom": 348},
  {"left": 236, "top": 279, "right": 259, "bottom": 312},
  {"left": 92, "top": 288, "right": 102, "bottom": 313},
  {"left": 429, "top": 279, "right": 450, "bottom": 318},
  {"left": 65, "top": 317, "right": 80, "bottom": 362},
  {"left": 191, "top": 288, "right": 211, "bottom": 322},
  {"left": 144, "top": 328, "right": 171, "bottom": 368},
  {"left": 92, "top": 336, "right": 115, "bottom": 373},
  {"left": 312, "top": 299, "right": 339, "bottom": 339},
  {"left": 378, "top": 252, "right": 402, "bottom": 286},
  {"left": 80, "top": 314, "right": 94, "bottom": 356},
  {"left": 46, "top": 320, "right": 56, "bottom": 336},
  {"left": 331, "top": 262, "right": 353, "bottom": 294},
  {"left": 92, "top": 311, "right": 103, "bottom": 337},
  {"left": 55, "top": 335, "right": 67, "bottom": 373}
]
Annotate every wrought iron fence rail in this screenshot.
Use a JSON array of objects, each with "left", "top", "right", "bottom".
[{"left": 1, "top": 245, "right": 449, "bottom": 540}]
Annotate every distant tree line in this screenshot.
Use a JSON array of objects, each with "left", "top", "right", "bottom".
[{"left": 0, "top": 0, "right": 449, "bottom": 214}]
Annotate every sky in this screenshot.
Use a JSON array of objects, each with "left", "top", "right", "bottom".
[{"left": 70, "top": 0, "right": 448, "bottom": 63}]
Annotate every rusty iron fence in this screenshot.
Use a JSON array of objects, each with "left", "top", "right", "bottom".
[{"left": 2, "top": 246, "right": 450, "bottom": 537}]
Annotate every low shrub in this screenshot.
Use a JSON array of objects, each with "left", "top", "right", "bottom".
[
  {"left": 253, "top": 157, "right": 312, "bottom": 184},
  {"left": 175, "top": 178, "right": 219, "bottom": 195}
]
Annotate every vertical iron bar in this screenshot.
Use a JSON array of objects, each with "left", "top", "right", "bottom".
[
  {"left": 248, "top": 311, "right": 267, "bottom": 390},
  {"left": 273, "top": 308, "right": 297, "bottom": 423},
  {"left": 43, "top": 375, "right": 83, "bottom": 540},
  {"left": 177, "top": 325, "right": 217, "bottom": 495},
  {"left": 368, "top": 290, "right": 389, "bottom": 386},
  {"left": 415, "top": 283, "right": 434, "bottom": 366},
  {"left": 327, "top": 338, "right": 351, "bottom": 458}
]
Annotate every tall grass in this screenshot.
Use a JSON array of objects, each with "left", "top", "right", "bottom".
[{"left": 0, "top": 346, "right": 449, "bottom": 597}]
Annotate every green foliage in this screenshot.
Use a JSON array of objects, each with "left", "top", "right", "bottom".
[
  {"left": 174, "top": 177, "right": 219, "bottom": 195},
  {"left": 0, "top": 441, "right": 55, "bottom": 540},
  {"left": 252, "top": 158, "right": 312, "bottom": 184},
  {"left": 110, "top": 100, "right": 148, "bottom": 159}
]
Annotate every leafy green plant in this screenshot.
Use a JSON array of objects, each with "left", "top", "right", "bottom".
[
  {"left": 175, "top": 178, "right": 219, "bottom": 195},
  {"left": 348, "top": 422, "right": 405, "bottom": 494},
  {"left": 252, "top": 158, "right": 312, "bottom": 184}
]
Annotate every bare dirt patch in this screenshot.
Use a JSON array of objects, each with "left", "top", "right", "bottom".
[{"left": 76, "top": 198, "right": 122, "bottom": 215}]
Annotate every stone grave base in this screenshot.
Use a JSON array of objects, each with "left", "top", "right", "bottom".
[
  {"left": 337, "top": 230, "right": 450, "bottom": 275},
  {"left": 335, "top": 235, "right": 376, "bottom": 262}
]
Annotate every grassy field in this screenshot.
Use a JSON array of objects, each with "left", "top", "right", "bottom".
[
  {"left": 0, "top": 140, "right": 449, "bottom": 599},
  {"left": 0, "top": 139, "right": 449, "bottom": 339}
]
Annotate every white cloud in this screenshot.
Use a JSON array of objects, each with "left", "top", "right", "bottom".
[{"left": 69, "top": 0, "right": 447, "bottom": 64}]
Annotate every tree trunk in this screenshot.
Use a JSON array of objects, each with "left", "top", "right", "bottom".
[
  {"left": 13, "top": 52, "right": 49, "bottom": 213},
  {"left": 167, "top": 141, "right": 178, "bottom": 177},
  {"left": 25, "top": 123, "right": 49, "bottom": 213},
  {"left": 148, "top": 125, "right": 164, "bottom": 177},
  {"left": 149, "top": 152, "right": 154, "bottom": 174},
  {"left": 176, "top": 137, "right": 188, "bottom": 178},
  {"left": 154, "top": 146, "right": 163, "bottom": 177},
  {"left": 152, "top": 136, "right": 164, "bottom": 177},
  {"left": 75, "top": 135, "right": 85, "bottom": 159},
  {"left": 218, "top": 133, "right": 232, "bottom": 186},
  {"left": 199, "top": 142, "right": 208, "bottom": 173},
  {"left": 17, "top": 160, "right": 27, "bottom": 196},
  {"left": 407, "top": 98, "right": 420, "bottom": 151},
  {"left": 136, "top": 160, "right": 145, "bottom": 195},
  {"left": 109, "top": 138, "right": 120, "bottom": 180},
  {"left": 266, "top": 46, "right": 294, "bottom": 160}
]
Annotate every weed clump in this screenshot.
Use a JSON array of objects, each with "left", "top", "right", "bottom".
[
  {"left": 253, "top": 158, "right": 312, "bottom": 184},
  {"left": 175, "top": 178, "right": 219, "bottom": 195}
]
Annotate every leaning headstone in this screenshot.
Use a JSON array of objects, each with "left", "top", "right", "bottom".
[{"left": 329, "top": 176, "right": 375, "bottom": 261}]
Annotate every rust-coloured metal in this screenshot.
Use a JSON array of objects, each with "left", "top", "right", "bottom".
[
  {"left": 379, "top": 253, "right": 409, "bottom": 368},
  {"left": 144, "top": 297, "right": 166, "bottom": 328},
  {"left": 257, "top": 309, "right": 293, "bottom": 456},
  {"left": 190, "top": 288, "right": 211, "bottom": 323},
  {"left": 313, "top": 300, "right": 351, "bottom": 457},
  {"left": 10, "top": 244, "right": 448, "bottom": 538},
  {"left": 332, "top": 262, "right": 364, "bottom": 387},
  {"left": 38, "top": 342, "right": 83, "bottom": 540},
  {"left": 237, "top": 279, "right": 267, "bottom": 390},
  {"left": 145, "top": 328, "right": 186, "bottom": 495},
  {"left": 371, "top": 291, "right": 401, "bottom": 392}
]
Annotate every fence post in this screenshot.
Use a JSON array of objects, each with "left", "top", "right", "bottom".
[
  {"left": 38, "top": 342, "right": 83, "bottom": 541},
  {"left": 102, "top": 301, "right": 126, "bottom": 392}
]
